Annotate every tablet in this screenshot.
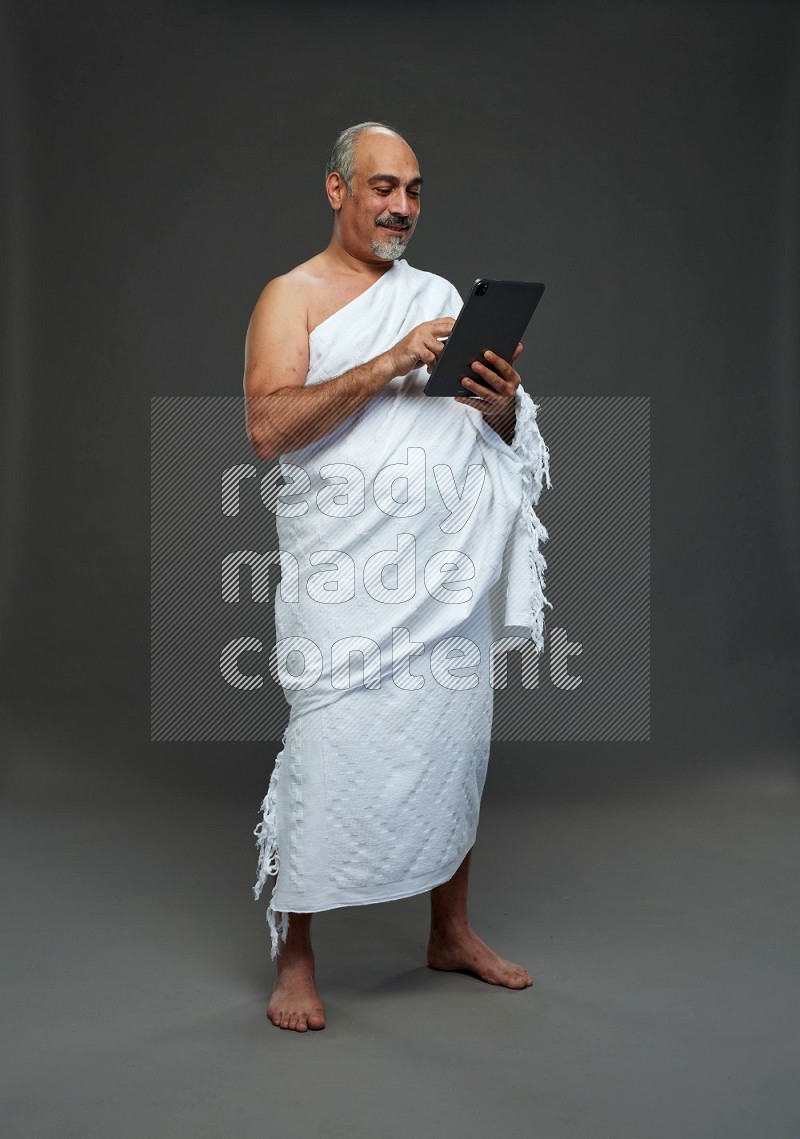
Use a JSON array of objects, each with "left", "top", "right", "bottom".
[{"left": 423, "top": 279, "right": 545, "bottom": 398}]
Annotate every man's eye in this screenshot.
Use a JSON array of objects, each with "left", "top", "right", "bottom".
[{"left": 409, "top": 191, "right": 420, "bottom": 198}]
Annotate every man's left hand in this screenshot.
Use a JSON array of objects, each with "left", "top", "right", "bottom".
[{"left": 454, "top": 342, "right": 523, "bottom": 442}]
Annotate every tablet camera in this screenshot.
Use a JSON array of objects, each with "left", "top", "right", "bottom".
[{"left": 475, "top": 281, "right": 489, "bottom": 296}]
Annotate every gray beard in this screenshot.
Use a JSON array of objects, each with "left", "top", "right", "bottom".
[{"left": 370, "top": 231, "right": 408, "bottom": 260}]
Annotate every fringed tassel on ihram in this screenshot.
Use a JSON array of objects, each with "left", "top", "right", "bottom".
[
  {"left": 252, "top": 730, "right": 290, "bottom": 960},
  {"left": 511, "top": 386, "right": 553, "bottom": 654}
]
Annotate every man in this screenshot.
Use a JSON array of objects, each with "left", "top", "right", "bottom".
[{"left": 243, "top": 121, "right": 551, "bottom": 1032}]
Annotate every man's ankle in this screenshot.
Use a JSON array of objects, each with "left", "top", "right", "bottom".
[
  {"left": 276, "top": 941, "right": 314, "bottom": 969},
  {"left": 429, "top": 917, "right": 470, "bottom": 939}
]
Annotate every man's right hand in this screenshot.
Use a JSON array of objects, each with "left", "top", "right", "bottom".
[{"left": 386, "top": 318, "right": 455, "bottom": 378}]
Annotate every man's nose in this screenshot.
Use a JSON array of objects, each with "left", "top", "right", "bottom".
[{"left": 390, "top": 189, "right": 414, "bottom": 217}]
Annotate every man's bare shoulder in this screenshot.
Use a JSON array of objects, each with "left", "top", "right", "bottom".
[
  {"left": 283, "top": 252, "right": 331, "bottom": 283},
  {"left": 272, "top": 254, "right": 334, "bottom": 290},
  {"left": 256, "top": 268, "right": 309, "bottom": 306},
  {"left": 254, "top": 257, "right": 331, "bottom": 326}
]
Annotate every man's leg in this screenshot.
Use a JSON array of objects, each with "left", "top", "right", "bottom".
[
  {"left": 427, "top": 846, "right": 534, "bottom": 989},
  {"left": 267, "top": 912, "right": 326, "bottom": 1031}
]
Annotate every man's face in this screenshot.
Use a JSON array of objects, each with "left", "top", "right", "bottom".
[{"left": 331, "top": 131, "right": 422, "bottom": 263}]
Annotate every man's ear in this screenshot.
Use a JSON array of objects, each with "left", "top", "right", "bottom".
[{"left": 325, "top": 172, "right": 346, "bottom": 212}]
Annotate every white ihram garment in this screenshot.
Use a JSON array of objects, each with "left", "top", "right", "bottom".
[{"left": 253, "top": 258, "right": 551, "bottom": 958}]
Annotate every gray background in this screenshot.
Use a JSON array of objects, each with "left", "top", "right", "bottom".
[{"left": 1, "top": 1, "right": 798, "bottom": 1137}]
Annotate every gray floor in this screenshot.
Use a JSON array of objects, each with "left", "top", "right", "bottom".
[{"left": 2, "top": 700, "right": 799, "bottom": 1139}]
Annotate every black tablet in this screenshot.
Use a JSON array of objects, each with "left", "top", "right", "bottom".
[{"left": 424, "top": 279, "right": 545, "bottom": 397}]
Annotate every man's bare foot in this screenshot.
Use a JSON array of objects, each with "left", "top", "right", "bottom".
[
  {"left": 427, "top": 925, "right": 533, "bottom": 988},
  {"left": 267, "top": 950, "right": 326, "bottom": 1031}
]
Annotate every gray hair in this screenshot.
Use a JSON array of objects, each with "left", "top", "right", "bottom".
[{"left": 325, "top": 121, "right": 407, "bottom": 194}]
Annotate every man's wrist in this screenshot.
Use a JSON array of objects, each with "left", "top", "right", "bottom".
[
  {"left": 486, "top": 404, "right": 516, "bottom": 446},
  {"left": 371, "top": 350, "right": 398, "bottom": 385}
]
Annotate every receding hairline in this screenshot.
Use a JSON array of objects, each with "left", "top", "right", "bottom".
[
  {"left": 352, "top": 128, "right": 417, "bottom": 161},
  {"left": 350, "top": 130, "right": 421, "bottom": 185},
  {"left": 324, "top": 121, "right": 418, "bottom": 195}
]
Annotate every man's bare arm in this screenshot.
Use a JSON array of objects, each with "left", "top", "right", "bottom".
[{"left": 243, "top": 277, "right": 454, "bottom": 462}]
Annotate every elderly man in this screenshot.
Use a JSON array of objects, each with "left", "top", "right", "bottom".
[{"left": 243, "top": 121, "right": 550, "bottom": 1032}]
